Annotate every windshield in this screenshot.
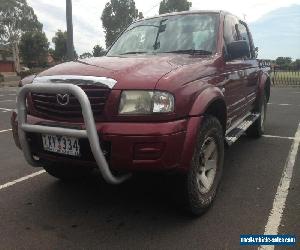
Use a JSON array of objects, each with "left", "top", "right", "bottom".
[{"left": 107, "top": 13, "right": 219, "bottom": 56}]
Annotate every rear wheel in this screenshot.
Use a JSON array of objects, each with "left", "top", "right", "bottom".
[
  {"left": 184, "top": 116, "right": 224, "bottom": 215},
  {"left": 246, "top": 93, "right": 267, "bottom": 138},
  {"left": 43, "top": 163, "right": 93, "bottom": 181}
]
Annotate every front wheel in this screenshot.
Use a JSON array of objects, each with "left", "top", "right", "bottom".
[{"left": 184, "top": 116, "right": 224, "bottom": 215}]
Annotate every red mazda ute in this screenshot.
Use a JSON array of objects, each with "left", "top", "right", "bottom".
[{"left": 12, "top": 10, "right": 271, "bottom": 215}]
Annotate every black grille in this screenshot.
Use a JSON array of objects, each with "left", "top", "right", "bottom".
[{"left": 31, "top": 85, "right": 110, "bottom": 120}]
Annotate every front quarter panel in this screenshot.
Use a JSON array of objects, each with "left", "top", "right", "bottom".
[{"left": 155, "top": 77, "right": 223, "bottom": 119}]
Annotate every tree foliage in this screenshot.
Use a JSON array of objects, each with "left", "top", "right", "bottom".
[
  {"left": 79, "top": 52, "right": 93, "bottom": 59},
  {"left": 93, "top": 45, "right": 106, "bottom": 57},
  {"left": 138, "top": 12, "right": 144, "bottom": 19},
  {"left": 275, "top": 57, "right": 292, "bottom": 69},
  {"left": 159, "top": 0, "right": 192, "bottom": 14},
  {"left": 273, "top": 57, "right": 300, "bottom": 70},
  {"left": 292, "top": 59, "right": 300, "bottom": 70},
  {"left": 0, "top": 0, "right": 43, "bottom": 72},
  {"left": 0, "top": 46, "right": 12, "bottom": 60},
  {"left": 52, "top": 30, "right": 68, "bottom": 62},
  {"left": 101, "top": 0, "right": 143, "bottom": 48},
  {"left": 0, "top": 0, "right": 42, "bottom": 44},
  {"left": 19, "top": 31, "right": 49, "bottom": 67}
]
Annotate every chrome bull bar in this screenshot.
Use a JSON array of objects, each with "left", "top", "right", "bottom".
[{"left": 17, "top": 83, "right": 131, "bottom": 184}]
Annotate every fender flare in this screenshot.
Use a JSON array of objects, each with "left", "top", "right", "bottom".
[
  {"left": 189, "top": 85, "right": 226, "bottom": 116},
  {"left": 179, "top": 86, "right": 226, "bottom": 172},
  {"left": 258, "top": 71, "right": 271, "bottom": 102}
]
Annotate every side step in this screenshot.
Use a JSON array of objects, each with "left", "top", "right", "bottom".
[{"left": 225, "top": 113, "right": 260, "bottom": 146}]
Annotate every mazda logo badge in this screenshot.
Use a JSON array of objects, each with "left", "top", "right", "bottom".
[{"left": 56, "top": 94, "right": 70, "bottom": 106}]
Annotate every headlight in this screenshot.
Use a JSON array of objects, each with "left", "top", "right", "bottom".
[
  {"left": 16, "top": 95, "right": 29, "bottom": 113},
  {"left": 119, "top": 91, "right": 174, "bottom": 114}
]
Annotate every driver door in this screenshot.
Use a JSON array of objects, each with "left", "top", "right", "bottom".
[{"left": 221, "top": 15, "right": 248, "bottom": 128}]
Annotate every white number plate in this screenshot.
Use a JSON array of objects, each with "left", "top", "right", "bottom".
[{"left": 42, "top": 134, "right": 80, "bottom": 156}]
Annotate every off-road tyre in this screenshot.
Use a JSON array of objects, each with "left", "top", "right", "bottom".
[{"left": 184, "top": 115, "right": 224, "bottom": 216}]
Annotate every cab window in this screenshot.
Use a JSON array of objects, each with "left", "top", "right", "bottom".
[
  {"left": 224, "top": 15, "right": 239, "bottom": 45},
  {"left": 237, "top": 22, "right": 251, "bottom": 59}
]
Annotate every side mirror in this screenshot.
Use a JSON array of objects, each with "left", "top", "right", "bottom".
[{"left": 227, "top": 40, "right": 250, "bottom": 60}]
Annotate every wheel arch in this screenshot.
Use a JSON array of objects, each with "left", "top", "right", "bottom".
[
  {"left": 189, "top": 86, "right": 227, "bottom": 134},
  {"left": 179, "top": 87, "right": 227, "bottom": 172},
  {"left": 204, "top": 99, "right": 227, "bottom": 134},
  {"left": 258, "top": 71, "right": 271, "bottom": 103}
]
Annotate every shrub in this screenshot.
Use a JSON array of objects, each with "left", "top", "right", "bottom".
[{"left": 19, "top": 70, "right": 33, "bottom": 79}]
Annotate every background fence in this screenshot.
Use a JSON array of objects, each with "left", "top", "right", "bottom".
[{"left": 271, "top": 68, "right": 300, "bottom": 86}]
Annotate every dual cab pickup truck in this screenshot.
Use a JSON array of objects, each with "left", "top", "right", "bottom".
[{"left": 12, "top": 10, "right": 271, "bottom": 215}]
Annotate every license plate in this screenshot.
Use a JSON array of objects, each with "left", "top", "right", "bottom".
[{"left": 42, "top": 134, "right": 80, "bottom": 156}]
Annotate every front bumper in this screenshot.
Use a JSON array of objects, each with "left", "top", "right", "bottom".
[{"left": 12, "top": 111, "right": 203, "bottom": 173}]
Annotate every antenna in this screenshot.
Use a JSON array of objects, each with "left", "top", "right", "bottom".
[{"left": 144, "top": 2, "right": 161, "bottom": 16}]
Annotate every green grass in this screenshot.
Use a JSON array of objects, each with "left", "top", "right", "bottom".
[{"left": 270, "top": 71, "right": 300, "bottom": 85}]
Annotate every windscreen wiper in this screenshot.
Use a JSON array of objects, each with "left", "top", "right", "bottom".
[
  {"left": 153, "top": 19, "right": 168, "bottom": 50},
  {"left": 164, "top": 49, "right": 212, "bottom": 55},
  {"left": 119, "top": 51, "right": 148, "bottom": 55}
]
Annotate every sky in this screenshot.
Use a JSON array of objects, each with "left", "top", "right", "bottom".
[{"left": 27, "top": 0, "right": 300, "bottom": 58}]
